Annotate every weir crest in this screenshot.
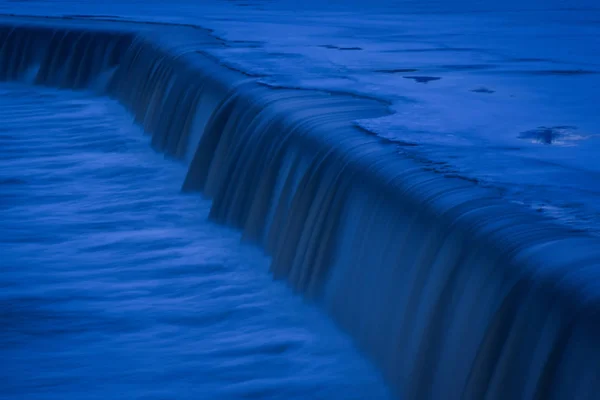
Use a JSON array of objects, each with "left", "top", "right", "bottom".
[{"left": 1, "top": 16, "right": 599, "bottom": 399}]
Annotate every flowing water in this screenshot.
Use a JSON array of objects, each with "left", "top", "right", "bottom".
[
  {"left": 0, "top": 13, "right": 599, "bottom": 400},
  {"left": 0, "top": 84, "right": 390, "bottom": 399}
]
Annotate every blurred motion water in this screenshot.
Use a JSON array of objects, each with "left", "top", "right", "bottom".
[
  {"left": 1, "top": 1, "right": 599, "bottom": 397},
  {"left": 0, "top": 84, "right": 390, "bottom": 399}
]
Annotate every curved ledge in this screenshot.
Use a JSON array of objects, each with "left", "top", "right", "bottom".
[{"left": 0, "top": 16, "right": 599, "bottom": 399}]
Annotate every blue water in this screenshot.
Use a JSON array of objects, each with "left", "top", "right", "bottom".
[{"left": 0, "top": 84, "right": 390, "bottom": 399}]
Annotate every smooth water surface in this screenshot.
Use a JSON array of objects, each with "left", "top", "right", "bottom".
[{"left": 0, "top": 84, "right": 389, "bottom": 400}]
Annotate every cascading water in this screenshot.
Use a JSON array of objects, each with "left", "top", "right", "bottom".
[{"left": 1, "top": 16, "right": 599, "bottom": 399}]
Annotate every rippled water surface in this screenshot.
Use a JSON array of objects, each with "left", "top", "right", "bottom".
[{"left": 0, "top": 84, "right": 389, "bottom": 399}]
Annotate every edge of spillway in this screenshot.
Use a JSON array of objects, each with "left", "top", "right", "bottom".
[{"left": 1, "top": 15, "right": 599, "bottom": 399}]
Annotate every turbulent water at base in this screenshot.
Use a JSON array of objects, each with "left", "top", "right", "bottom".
[{"left": 0, "top": 84, "right": 391, "bottom": 399}]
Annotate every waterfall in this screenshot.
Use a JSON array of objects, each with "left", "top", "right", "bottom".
[
  {"left": 1, "top": 16, "right": 599, "bottom": 399},
  {"left": 0, "top": 23, "right": 132, "bottom": 87}
]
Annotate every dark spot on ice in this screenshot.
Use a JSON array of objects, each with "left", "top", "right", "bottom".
[
  {"left": 554, "top": 125, "right": 578, "bottom": 129},
  {"left": 518, "top": 126, "right": 579, "bottom": 145},
  {"left": 0, "top": 177, "right": 25, "bottom": 185},
  {"left": 395, "top": 141, "right": 419, "bottom": 147},
  {"left": 403, "top": 76, "right": 441, "bottom": 84},
  {"left": 511, "top": 57, "right": 551, "bottom": 63},
  {"left": 64, "top": 14, "right": 122, "bottom": 19},
  {"left": 227, "top": 40, "right": 263, "bottom": 48},
  {"left": 471, "top": 87, "right": 495, "bottom": 94},
  {"left": 267, "top": 52, "right": 304, "bottom": 59},
  {"left": 375, "top": 68, "right": 419, "bottom": 73},
  {"left": 318, "top": 45, "right": 362, "bottom": 51},
  {"left": 527, "top": 69, "right": 597, "bottom": 76},
  {"left": 385, "top": 47, "right": 478, "bottom": 53}
]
